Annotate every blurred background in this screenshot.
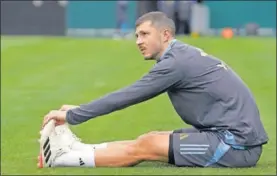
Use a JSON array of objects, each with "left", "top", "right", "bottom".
[{"left": 1, "top": 0, "right": 276, "bottom": 38}]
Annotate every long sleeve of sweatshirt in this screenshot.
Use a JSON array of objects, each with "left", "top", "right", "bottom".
[{"left": 66, "top": 54, "right": 181, "bottom": 125}]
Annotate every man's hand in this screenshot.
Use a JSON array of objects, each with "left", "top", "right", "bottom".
[
  {"left": 59, "top": 105, "right": 79, "bottom": 111},
  {"left": 43, "top": 110, "right": 67, "bottom": 128}
]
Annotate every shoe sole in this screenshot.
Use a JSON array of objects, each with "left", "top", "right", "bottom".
[{"left": 38, "top": 120, "right": 55, "bottom": 168}]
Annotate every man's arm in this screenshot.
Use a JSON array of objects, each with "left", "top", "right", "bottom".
[{"left": 66, "top": 57, "right": 181, "bottom": 125}]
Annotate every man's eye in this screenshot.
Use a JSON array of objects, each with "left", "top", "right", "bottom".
[{"left": 141, "top": 32, "right": 149, "bottom": 36}]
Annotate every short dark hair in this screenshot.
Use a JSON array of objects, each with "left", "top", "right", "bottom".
[{"left": 135, "top": 11, "right": 176, "bottom": 36}]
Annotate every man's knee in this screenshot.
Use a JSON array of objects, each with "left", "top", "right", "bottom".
[
  {"left": 130, "top": 132, "right": 158, "bottom": 154},
  {"left": 123, "top": 133, "right": 153, "bottom": 160},
  {"left": 136, "top": 132, "right": 157, "bottom": 147},
  {"left": 126, "top": 132, "right": 170, "bottom": 161},
  {"left": 147, "top": 131, "right": 160, "bottom": 135},
  {"left": 146, "top": 131, "right": 173, "bottom": 135}
]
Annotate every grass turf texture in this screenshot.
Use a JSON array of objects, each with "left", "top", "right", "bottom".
[{"left": 1, "top": 36, "right": 276, "bottom": 175}]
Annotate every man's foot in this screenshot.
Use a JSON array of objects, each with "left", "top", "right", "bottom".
[
  {"left": 38, "top": 121, "right": 71, "bottom": 168},
  {"left": 53, "top": 124, "right": 107, "bottom": 151},
  {"left": 38, "top": 122, "right": 96, "bottom": 168},
  {"left": 53, "top": 124, "right": 97, "bottom": 151},
  {"left": 54, "top": 124, "right": 82, "bottom": 148}
]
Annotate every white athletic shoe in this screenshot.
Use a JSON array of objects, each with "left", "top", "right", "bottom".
[
  {"left": 53, "top": 124, "right": 90, "bottom": 151},
  {"left": 55, "top": 124, "right": 109, "bottom": 151},
  {"left": 38, "top": 121, "right": 71, "bottom": 168}
]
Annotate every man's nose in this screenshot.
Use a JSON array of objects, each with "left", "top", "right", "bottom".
[{"left": 136, "top": 37, "right": 143, "bottom": 45}]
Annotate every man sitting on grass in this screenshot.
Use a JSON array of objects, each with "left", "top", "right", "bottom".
[{"left": 39, "top": 11, "right": 268, "bottom": 168}]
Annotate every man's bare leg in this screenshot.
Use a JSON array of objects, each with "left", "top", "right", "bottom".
[
  {"left": 53, "top": 131, "right": 171, "bottom": 167},
  {"left": 94, "top": 132, "right": 171, "bottom": 167},
  {"left": 90, "top": 131, "right": 173, "bottom": 149}
]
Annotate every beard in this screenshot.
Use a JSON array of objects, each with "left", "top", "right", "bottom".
[
  {"left": 143, "top": 51, "right": 160, "bottom": 61},
  {"left": 144, "top": 56, "right": 155, "bottom": 60}
]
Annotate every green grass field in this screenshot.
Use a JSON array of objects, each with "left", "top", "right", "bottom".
[{"left": 1, "top": 36, "right": 276, "bottom": 175}]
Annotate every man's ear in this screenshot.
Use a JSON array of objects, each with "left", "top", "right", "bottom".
[{"left": 163, "top": 29, "right": 171, "bottom": 42}]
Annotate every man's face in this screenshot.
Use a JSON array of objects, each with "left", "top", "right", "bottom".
[{"left": 135, "top": 21, "right": 164, "bottom": 60}]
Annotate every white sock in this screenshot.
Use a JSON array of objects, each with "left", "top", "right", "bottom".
[
  {"left": 72, "top": 142, "right": 94, "bottom": 151},
  {"left": 53, "top": 150, "right": 95, "bottom": 167},
  {"left": 90, "top": 143, "right": 108, "bottom": 149},
  {"left": 72, "top": 142, "right": 108, "bottom": 151}
]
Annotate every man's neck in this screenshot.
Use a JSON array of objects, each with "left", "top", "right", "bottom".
[{"left": 156, "top": 38, "right": 176, "bottom": 61}]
